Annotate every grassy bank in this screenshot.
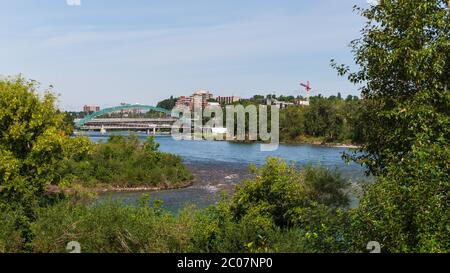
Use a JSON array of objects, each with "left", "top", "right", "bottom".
[
  {"left": 2, "top": 154, "right": 448, "bottom": 253},
  {"left": 279, "top": 135, "right": 360, "bottom": 148},
  {"left": 1, "top": 158, "right": 355, "bottom": 253}
]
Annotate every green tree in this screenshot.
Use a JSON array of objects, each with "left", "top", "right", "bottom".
[
  {"left": 0, "top": 77, "right": 90, "bottom": 220},
  {"left": 304, "top": 98, "right": 344, "bottom": 141},
  {"left": 229, "top": 158, "right": 349, "bottom": 229},
  {"left": 279, "top": 106, "right": 306, "bottom": 142},
  {"left": 189, "top": 158, "right": 351, "bottom": 253},
  {"left": 340, "top": 99, "right": 365, "bottom": 143},
  {"left": 332, "top": 0, "right": 449, "bottom": 252},
  {"left": 350, "top": 143, "right": 450, "bottom": 252},
  {"left": 157, "top": 96, "right": 178, "bottom": 110},
  {"left": 333, "top": 0, "right": 449, "bottom": 175}
]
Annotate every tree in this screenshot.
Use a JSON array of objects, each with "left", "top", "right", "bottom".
[
  {"left": 304, "top": 98, "right": 344, "bottom": 141},
  {"left": 229, "top": 157, "right": 349, "bottom": 229},
  {"left": 332, "top": 0, "right": 449, "bottom": 252},
  {"left": 157, "top": 96, "right": 178, "bottom": 110},
  {"left": 350, "top": 142, "right": 450, "bottom": 252},
  {"left": 340, "top": 99, "right": 365, "bottom": 144},
  {"left": 333, "top": 0, "right": 449, "bottom": 175},
  {"left": 279, "top": 107, "right": 306, "bottom": 142},
  {"left": 0, "top": 77, "right": 90, "bottom": 216},
  {"left": 278, "top": 95, "right": 362, "bottom": 144}
]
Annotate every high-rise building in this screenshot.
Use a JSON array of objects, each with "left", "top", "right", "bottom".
[
  {"left": 83, "top": 105, "right": 100, "bottom": 113},
  {"left": 175, "top": 90, "right": 214, "bottom": 110},
  {"left": 118, "top": 103, "right": 144, "bottom": 115},
  {"left": 191, "top": 90, "right": 213, "bottom": 108},
  {"left": 175, "top": 96, "right": 192, "bottom": 109}
]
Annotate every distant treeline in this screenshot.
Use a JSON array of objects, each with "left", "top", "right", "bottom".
[
  {"left": 157, "top": 93, "right": 364, "bottom": 145},
  {"left": 157, "top": 95, "right": 178, "bottom": 110},
  {"left": 67, "top": 93, "right": 364, "bottom": 145},
  {"left": 279, "top": 95, "right": 363, "bottom": 144},
  {"left": 237, "top": 94, "right": 364, "bottom": 144}
]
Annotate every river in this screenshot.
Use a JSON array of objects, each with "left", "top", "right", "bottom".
[{"left": 85, "top": 132, "right": 366, "bottom": 211}]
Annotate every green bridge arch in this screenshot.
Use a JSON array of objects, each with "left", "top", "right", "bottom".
[{"left": 75, "top": 105, "right": 172, "bottom": 127}]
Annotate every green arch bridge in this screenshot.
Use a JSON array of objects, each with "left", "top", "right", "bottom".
[{"left": 75, "top": 105, "right": 172, "bottom": 128}]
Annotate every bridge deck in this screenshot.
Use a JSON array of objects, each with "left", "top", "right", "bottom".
[
  {"left": 78, "top": 117, "right": 180, "bottom": 131},
  {"left": 83, "top": 118, "right": 178, "bottom": 123}
]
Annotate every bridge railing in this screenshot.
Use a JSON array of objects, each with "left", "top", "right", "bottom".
[{"left": 75, "top": 105, "right": 173, "bottom": 127}]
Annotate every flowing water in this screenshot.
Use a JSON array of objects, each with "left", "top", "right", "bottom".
[{"left": 85, "top": 132, "right": 366, "bottom": 211}]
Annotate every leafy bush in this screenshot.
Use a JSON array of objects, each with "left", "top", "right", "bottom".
[
  {"left": 350, "top": 143, "right": 450, "bottom": 253},
  {"left": 188, "top": 158, "right": 352, "bottom": 253},
  {"left": 24, "top": 159, "right": 353, "bottom": 253},
  {"left": 188, "top": 202, "right": 276, "bottom": 253},
  {"left": 229, "top": 158, "right": 349, "bottom": 228},
  {"left": 31, "top": 199, "right": 196, "bottom": 253},
  {"left": 0, "top": 77, "right": 90, "bottom": 208},
  {"left": 66, "top": 135, "right": 193, "bottom": 187},
  {"left": 0, "top": 209, "right": 25, "bottom": 253}
]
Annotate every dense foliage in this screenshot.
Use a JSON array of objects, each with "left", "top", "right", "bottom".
[
  {"left": 333, "top": 0, "right": 449, "bottom": 175},
  {"left": 0, "top": 77, "right": 90, "bottom": 224},
  {"left": 63, "top": 135, "right": 193, "bottom": 187},
  {"left": 280, "top": 96, "right": 363, "bottom": 144},
  {"left": 157, "top": 96, "right": 178, "bottom": 110},
  {"left": 1, "top": 0, "right": 448, "bottom": 254},
  {"left": 0, "top": 77, "right": 192, "bottom": 251},
  {"left": 196, "top": 93, "right": 364, "bottom": 144},
  {"left": 350, "top": 144, "right": 450, "bottom": 252},
  {"left": 333, "top": 0, "right": 450, "bottom": 252},
  {"left": 29, "top": 199, "right": 195, "bottom": 253},
  {"left": 1, "top": 158, "right": 351, "bottom": 253},
  {"left": 190, "top": 158, "right": 351, "bottom": 253}
]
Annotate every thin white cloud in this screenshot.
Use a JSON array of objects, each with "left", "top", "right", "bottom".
[
  {"left": 37, "top": 13, "right": 359, "bottom": 68},
  {"left": 0, "top": 1, "right": 365, "bottom": 110}
]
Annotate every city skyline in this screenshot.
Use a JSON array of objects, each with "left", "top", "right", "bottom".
[{"left": 0, "top": 0, "right": 370, "bottom": 111}]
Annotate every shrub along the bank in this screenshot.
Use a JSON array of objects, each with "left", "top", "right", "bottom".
[
  {"left": 190, "top": 158, "right": 352, "bottom": 253},
  {"left": 14, "top": 158, "right": 353, "bottom": 253},
  {"left": 63, "top": 135, "right": 193, "bottom": 188},
  {"left": 30, "top": 199, "right": 196, "bottom": 253},
  {"left": 6, "top": 152, "right": 447, "bottom": 253}
]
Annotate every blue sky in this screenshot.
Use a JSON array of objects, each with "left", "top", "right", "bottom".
[{"left": 0, "top": 0, "right": 370, "bottom": 111}]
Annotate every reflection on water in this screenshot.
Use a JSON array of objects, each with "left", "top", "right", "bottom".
[{"left": 86, "top": 132, "right": 366, "bottom": 211}]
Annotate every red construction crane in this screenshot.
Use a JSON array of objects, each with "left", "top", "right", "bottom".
[
  {"left": 300, "top": 81, "right": 312, "bottom": 100},
  {"left": 300, "top": 81, "right": 311, "bottom": 93}
]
